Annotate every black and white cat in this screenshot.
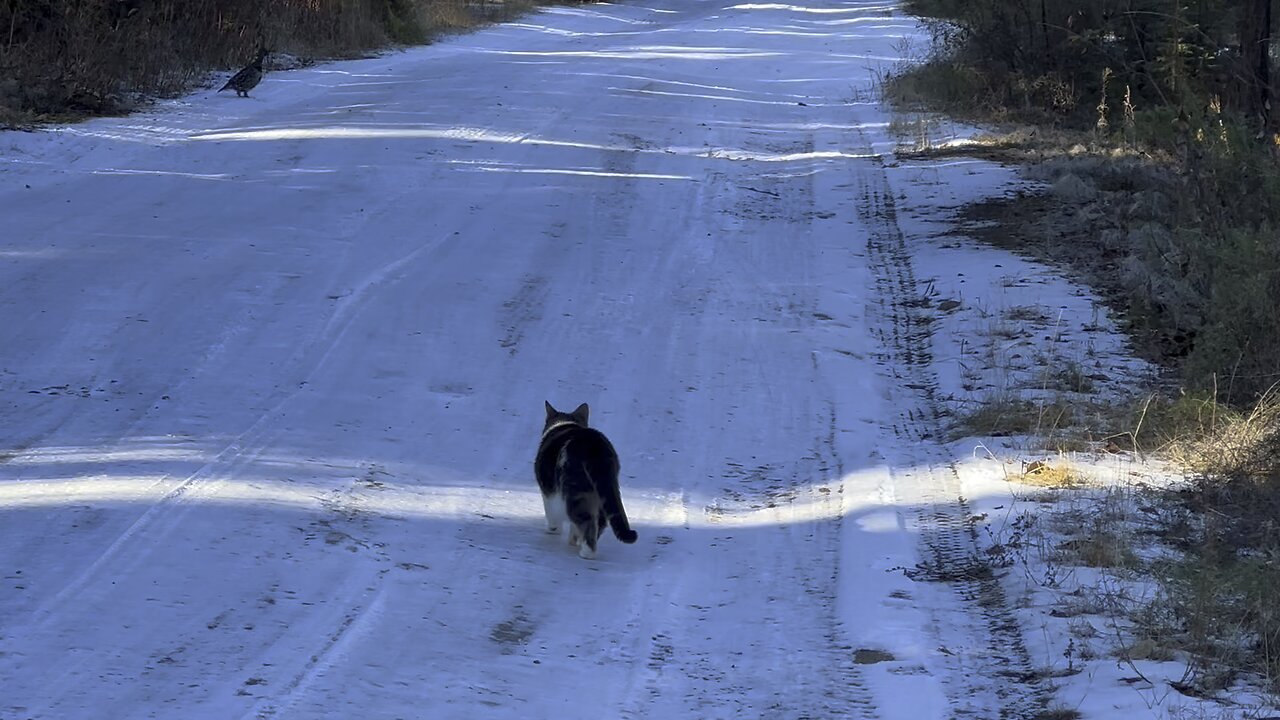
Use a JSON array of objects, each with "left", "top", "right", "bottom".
[{"left": 535, "top": 401, "right": 637, "bottom": 559}]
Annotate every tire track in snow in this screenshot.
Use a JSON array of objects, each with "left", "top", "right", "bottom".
[
  {"left": 498, "top": 274, "right": 549, "bottom": 355},
  {"left": 858, "top": 157, "right": 1050, "bottom": 719},
  {"left": 243, "top": 584, "right": 389, "bottom": 720},
  {"left": 2, "top": 237, "right": 443, "bottom": 641},
  {"left": 0, "top": 237, "right": 440, "bottom": 717},
  {"left": 616, "top": 144, "right": 882, "bottom": 720},
  {"left": 626, "top": 467, "right": 880, "bottom": 719}
]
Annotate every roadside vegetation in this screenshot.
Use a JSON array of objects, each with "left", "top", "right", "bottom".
[
  {"left": 0, "top": 0, "right": 545, "bottom": 126},
  {"left": 891, "top": 0, "right": 1278, "bottom": 406},
  {"left": 889, "top": 0, "right": 1280, "bottom": 704}
]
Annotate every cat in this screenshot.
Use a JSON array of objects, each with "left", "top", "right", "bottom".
[{"left": 535, "top": 401, "right": 637, "bottom": 559}]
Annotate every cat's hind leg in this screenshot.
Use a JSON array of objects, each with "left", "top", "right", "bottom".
[
  {"left": 541, "top": 492, "right": 563, "bottom": 534},
  {"left": 565, "top": 493, "right": 599, "bottom": 558},
  {"left": 576, "top": 520, "right": 598, "bottom": 559},
  {"left": 572, "top": 512, "right": 600, "bottom": 560}
]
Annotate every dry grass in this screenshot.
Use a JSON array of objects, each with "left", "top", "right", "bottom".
[
  {"left": 1031, "top": 708, "right": 1082, "bottom": 720},
  {"left": 961, "top": 350, "right": 1280, "bottom": 701},
  {"left": 953, "top": 390, "right": 1138, "bottom": 454},
  {"left": 887, "top": 112, "right": 946, "bottom": 152},
  {"left": 1174, "top": 386, "right": 1280, "bottom": 479},
  {"left": 1016, "top": 460, "right": 1087, "bottom": 489},
  {"left": 1057, "top": 532, "right": 1138, "bottom": 570},
  {"left": 955, "top": 394, "right": 1073, "bottom": 439},
  {"left": 1033, "top": 359, "right": 1096, "bottom": 395},
  {"left": 1043, "top": 489, "right": 1142, "bottom": 570},
  {"left": 1121, "top": 636, "right": 1177, "bottom": 662},
  {"left": 983, "top": 388, "right": 1280, "bottom": 698},
  {"left": 948, "top": 293, "right": 1138, "bottom": 450},
  {"left": 1005, "top": 305, "right": 1051, "bottom": 324},
  {"left": 1121, "top": 390, "right": 1280, "bottom": 697}
]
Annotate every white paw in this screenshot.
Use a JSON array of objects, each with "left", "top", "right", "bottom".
[
  {"left": 546, "top": 524, "right": 560, "bottom": 534},
  {"left": 578, "top": 545, "right": 596, "bottom": 560}
]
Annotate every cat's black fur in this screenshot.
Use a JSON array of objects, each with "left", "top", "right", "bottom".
[{"left": 535, "top": 401, "right": 637, "bottom": 559}]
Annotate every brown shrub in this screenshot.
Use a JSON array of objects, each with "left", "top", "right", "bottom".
[{"left": 0, "top": 0, "right": 541, "bottom": 123}]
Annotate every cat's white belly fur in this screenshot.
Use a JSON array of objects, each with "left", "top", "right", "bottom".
[{"left": 541, "top": 492, "right": 598, "bottom": 559}]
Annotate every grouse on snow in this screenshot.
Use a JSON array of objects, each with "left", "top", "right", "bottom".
[{"left": 219, "top": 49, "right": 268, "bottom": 98}]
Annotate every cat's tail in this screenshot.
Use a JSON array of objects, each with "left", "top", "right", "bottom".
[
  {"left": 605, "top": 498, "right": 638, "bottom": 544},
  {"left": 596, "top": 467, "right": 637, "bottom": 544}
]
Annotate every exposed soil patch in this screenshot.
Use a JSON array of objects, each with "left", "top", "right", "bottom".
[
  {"left": 852, "top": 648, "right": 896, "bottom": 665},
  {"left": 490, "top": 607, "right": 536, "bottom": 653}
]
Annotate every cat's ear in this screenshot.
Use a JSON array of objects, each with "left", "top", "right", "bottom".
[
  {"left": 571, "top": 403, "right": 589, "bottom": 425},
  {"left": 545, "top": 400, "right": 557, "bottom": 419}
]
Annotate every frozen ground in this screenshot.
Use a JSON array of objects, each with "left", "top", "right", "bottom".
[{"left": 0, "top": 1, "right": 1247, "bottom": 718}]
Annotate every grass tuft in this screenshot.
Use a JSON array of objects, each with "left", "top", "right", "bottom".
[
  {"left": 1017, "top": 460, "right": 1087, "bottom": 489},
  {"left": 1031, "top": 708, "right": 1082, "bottom": 720}
]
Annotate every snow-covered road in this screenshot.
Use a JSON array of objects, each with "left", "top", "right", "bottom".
[{"left": 1, "top": 1, "right": 1068, "bottom": 718}]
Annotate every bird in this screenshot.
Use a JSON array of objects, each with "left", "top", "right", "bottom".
[{"left": 219, "top": 48, "right": 268, "bottom": 98}]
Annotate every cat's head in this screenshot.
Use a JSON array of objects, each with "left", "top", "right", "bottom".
[{"left": 544, "top": 400, "right": 589, "bottom": 431}]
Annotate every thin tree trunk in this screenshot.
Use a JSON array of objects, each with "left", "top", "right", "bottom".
[
  {"left": 1040, "top": 0, "right": 1050, "bottom": 69},
  {"left": 1261, "top": 0, "right": 1272, "bottom": 127},
  {"left": 1242, "top": 0, "right": 1274, "bottom": 126}
]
